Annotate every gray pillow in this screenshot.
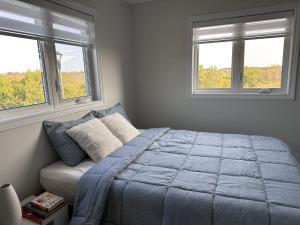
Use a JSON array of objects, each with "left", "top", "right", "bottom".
[
  {"left": 43, "top": 113, "right": 94, "bottom": 166},
  {"left": 91, "top": 103, "right": 130, "bottom": 122}
]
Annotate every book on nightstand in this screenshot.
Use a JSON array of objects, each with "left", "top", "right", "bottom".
[
  {"left": 30, "top": 192, "right": 64, "bottom": 212},
  {"left": 21, "top": 192, "right": 65, "bottom": 224}
]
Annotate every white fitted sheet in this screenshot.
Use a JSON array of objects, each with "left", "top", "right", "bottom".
[{"left": 40, "top": 159, "right": 95, "bottom": 204}]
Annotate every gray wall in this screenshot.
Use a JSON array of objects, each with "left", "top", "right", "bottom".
[
  {"left": 2, "top": 0, "right": 300, "bottom": 201},
  {"left": 133, "top": 0, "right": 300, "bottom": 151},
  {"left": 0, "top": 0, "right": 135, "bottom": 200}
]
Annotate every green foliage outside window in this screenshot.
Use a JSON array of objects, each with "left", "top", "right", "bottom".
[
  {"left": 61, "top": 72, "right": 87, "bottom": 99},
  {"left": 198, "top": 65, "right": 231, "bottom": 88},
  {"left": 0, "top": 70, "right": 45, "bottom": 110},
  {"left": 0, "top": 70, "right": 87, "bottom": 110},
  {"left": 243, "top": 65, "right": 281, "bottom": 88},
  {"left": 0, "top": 65, "right": 282, "bottom": 110},
  {"left": 198, "top": 65, "right": 281, "bottom": 89}
]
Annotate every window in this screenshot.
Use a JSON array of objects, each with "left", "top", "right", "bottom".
[
  {"left": 55, "top": 43, "right": 90, "bottom": 100},
  {"left": 0, "top": 0, "right": 102, "bottom": 122},
  {"left": 196, "top": 41, "right": 233, "bottom": 89},
  {"left": 190, "top": 5, "right": 300, "bottom": 99},
  {"left": 243, "top": 37, "right": 284, "bottom": 89},
  {"left": 0, "top": 35, "right": 46, "bottom": 110}
]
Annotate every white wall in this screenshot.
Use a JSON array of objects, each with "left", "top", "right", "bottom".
[
  {"left": 133, "top": 0, "right": 300, "bottom": 150},
  {"left": 0, "top": 0, "right": 135, "bottom": 200}
]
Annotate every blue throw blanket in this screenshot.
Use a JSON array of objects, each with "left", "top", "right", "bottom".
[{"left": 70, "top": 128, "right": 300, "bottom": 225}]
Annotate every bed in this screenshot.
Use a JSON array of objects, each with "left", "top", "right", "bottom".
[
  {"left": 42, "top": 128, "right": 300, "bottom": 225},
  {"left": 40, "top": 160, "right": 95, "bottom": 203}
]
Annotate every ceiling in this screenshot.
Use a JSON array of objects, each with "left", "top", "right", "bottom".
[{"left": 124, "top": 0, "right": 153, "bottom": 4}]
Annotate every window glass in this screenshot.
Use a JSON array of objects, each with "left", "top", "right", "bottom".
[
  {"left": 197, "top": 42, "right": 232, "bottom": 89},
  {"left": 55, "top": 43, "right": 88, "bottom": 100},
  {"left": 243, "top": 37, "right": 284, "bottom": 89},
  {"left": 0, "top": 35, "right": 46, "bottom": 110}
]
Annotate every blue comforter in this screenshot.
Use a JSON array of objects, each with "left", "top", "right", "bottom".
[{"left": 70, "top": 128, "right": 300, "bottom": 225}]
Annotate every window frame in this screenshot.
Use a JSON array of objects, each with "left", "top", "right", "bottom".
[
  {"left": 0, "top": 0, "right": 104, "bottom": 130},
  {"left": 188, "top": 4, "right": 300, "bottom": 100},
  {"left": 0, "top": 34, "right": 54, "bottom": 117},
  {"left": 192, "top": 41, "right": 235, "bottom": 94},
  {"left": 52, "top": 42, "right": 93, "bottom": 105}
]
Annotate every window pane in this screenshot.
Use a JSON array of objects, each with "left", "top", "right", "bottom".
[
  {"left": 243, "top": 37, "right": 284, "bottom": 89},
  {"left": 55, "top": 44, "right": 88, "bottom": 100},
  {"left": 0, "top": 35, "right": 45, "bottom": 111},
  {"left": 197, "top": 42, "right": 232, "bottom": 89}
]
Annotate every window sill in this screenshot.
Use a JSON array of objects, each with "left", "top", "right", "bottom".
[
  {"left": 0, "top": 100, "right": 104, "bottom": 132},
  {"left": 189, "top": 92, "right": 295, "bottom": 100}
]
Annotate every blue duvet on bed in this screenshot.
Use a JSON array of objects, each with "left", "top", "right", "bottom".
[{"left": 70, "top": 128, "right": 300, "bottom": 225}]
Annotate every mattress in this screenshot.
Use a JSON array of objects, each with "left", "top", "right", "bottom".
[{"left": 40, "top": 159, "right": 95, "bottom": 203}]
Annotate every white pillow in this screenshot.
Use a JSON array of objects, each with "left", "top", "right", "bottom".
[
  {"left": 101, "top": 113, "right": 140, "bottom": 144},
  {"left": 66, "top": 118, "right": 123, "bottom": 162}
]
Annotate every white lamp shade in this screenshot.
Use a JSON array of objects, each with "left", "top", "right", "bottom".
[{"left": 0, "top": 184, "right": 22, "bottom": 225}]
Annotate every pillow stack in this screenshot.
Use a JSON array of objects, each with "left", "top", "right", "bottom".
[
  {"left": 43, "top": 103, "right": 140, "bottom": 166},
  {"left": 66, "top": 113, "right": 140, "bottom": 162}
]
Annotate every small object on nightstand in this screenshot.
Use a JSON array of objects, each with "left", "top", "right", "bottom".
[
  {"left": 21, "top": 194, "right": 69, "bottom": 225},
  {"left": 30, "top": 192, "right": 64, "bottom": 213}
]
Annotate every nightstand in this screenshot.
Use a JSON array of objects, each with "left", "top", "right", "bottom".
[{"left": 21, "top": 196, "right": 69, "bottom": 225}]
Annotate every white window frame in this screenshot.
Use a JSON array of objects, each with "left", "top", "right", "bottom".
[
  {"left": 0, "top": 0, "right": 104, "bottom": 131},
  {"left": 49, "top": 41, "right": 93, "bottom": 106},
  {"left": 188, "top": 4, "right": 300, "bottom": 100}
]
